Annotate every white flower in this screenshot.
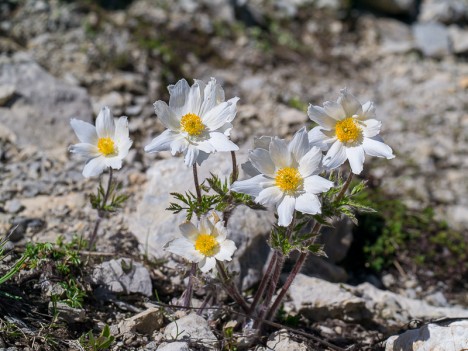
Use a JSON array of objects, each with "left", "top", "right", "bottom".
[
  {"left": 231, "top": 128, "right": 334, "bottom": 227},
  {"left": 308, "top": 88, "right": 394, "bottom": 175},
  {"left": 69, "top": 106, "right": 132, "bottom": 178},
  {"left": 165, "top": 217, "right": 237, "bottom": 273},
  {"left": 145, "top": 78, "right": 239, "bottom": 166}
]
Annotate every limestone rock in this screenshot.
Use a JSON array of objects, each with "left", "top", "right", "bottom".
[
  {"left": 413, "top": 22, "right": 451, "bottom": 58},
  {"left": 156, "top": 342, "right": 191, "bottom": 351},
  {"left": 91, "top": 258, "right": 153, "bottom": 297},
  {"left": 265, "top": 330, "right": 308, "bottom": 351},
  {"left": 163, "top": 314, "right": 218, "bottom": 349},
  {"left": 385, "top": 320, "right": 468, "bottom": 351},
  {"left": 118, "top": 308, "right": 164, "bottom": 335},
  {"left": 0, "top": 53, "right": 93, "bottom": 149},
  {"left": 419, "top": 0, "right": 468, "bottom": 25}
]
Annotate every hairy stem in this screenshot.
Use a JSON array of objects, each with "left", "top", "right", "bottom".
[
  {"left": 217, "top": 261, "right": 250, "bottom": 313},
  {"left": 248, "top": 251, "right": 277, "bottom": 316},
  {"left": 230, "top": 151, "right": 238, "bottom": 184},
  {"left": 192, "top": 164, "right": 202, "bottom": 204},
  {"left": 265, "top": 172, "right": 354, "bottom": 321},
  {"left": 88, "top": 168, "right": 113, "bottom": 250}
]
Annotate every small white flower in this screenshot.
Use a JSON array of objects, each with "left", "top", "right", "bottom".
[
  {"left": 308, "top": 88, "right": 394, "bottom": 175},
  {"left": 165, "top": 217, "right": 237, "bottom": 273},
  {"left": 69, "top": 106, "right": 132, "bottom": 178},
  {"left": 231, "top": 128, "right": 334, "bottom": 227},
  {"left": 145, "top": 78, "right": 239, "bottom": 166}
]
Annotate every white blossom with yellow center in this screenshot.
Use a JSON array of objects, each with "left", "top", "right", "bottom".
[
  {"left": 308, "top": 89, "right": 394, "bottom": 175},
  {"left": 231, "top": 128, "right": 334, "bottom": 227},
  {"left": 69, "top": 106, "right": 132, "bottom": 178},
  {"left": 165, "top": 216, "right": 237, "bottom": 273},
  {"left": 145, "top": 78, "right": 239, "bottom": 166}
]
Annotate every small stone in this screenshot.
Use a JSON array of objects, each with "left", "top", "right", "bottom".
[
  {"left": 163, "top": 314, "right": 218, "bottom": 349},
  {"left": 48, "top": 302, "right": 85, "bottom": 323},
  {"left": 266, "top": 330, "right": 308, "bottom": 351},
  {"left": 4, "top": 199, "right": 24, "bottom": 214},
  {"left": 0, "top": 84, "right": 15, "bottom": 106},
  {"left": 413, "top": 22, "right": 451, "bottom": 58},
  {"left": 448, "top": 25, "right": 468, "bottom": 54},
  {"left": 156, "top": 342, "right": 191, "bottom": 351},
  {"left": 118, "top": 308, "right": 164, "bottom": 335},
  {"left": 425, "top": 291, "right": 448, "bottom": 307},
  {"left": 91, "top": 258, "right": 153, "bottom": 297}
]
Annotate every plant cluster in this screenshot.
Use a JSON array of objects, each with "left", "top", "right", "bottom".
[{"left": 66, "top": 77, "right": 394, "bottom": 345}]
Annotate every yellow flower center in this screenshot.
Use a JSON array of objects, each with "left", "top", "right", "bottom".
[
  {"left": 335, "top": 117, "right": 362, "bottom": 143},
  {"left": 97, "top": 137, "right": 116, "bottom": 156},
  {"left": 275, "top": 167, "right": 303, "bottom": 192},
  {"left": 180, "top": 113, "right": 205, "bottom": 136},
  {"left": 194, "top": 234, "right": 219, "bottom": 257}
]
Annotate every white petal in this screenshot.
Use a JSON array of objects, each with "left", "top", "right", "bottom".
[
  {"left": 168, "top": 79, "right": 190, "bottom": 110},
  {"left": 338, "top": 89, "right": 362, "bottom": 117},
  {"left": 362, "top": 137, "right": 395, "bottom": 159},
  {"left": 165, "top": 238, "right": 202, "bottom": 262},
  {"left": 196, "top": 140, "right": 216, "bottom": 154},
  {"left": 95, "top": 106, "right": 115, "bottom": 138},
  {"left": 196, "top": 150, "right": 210, "bottom": 165},
  {"left": 179, "top": 222, "right": 199, "bottom": 241},
  {"left": 185, "top": 80, "right": 203, "bottom": 115},
  {"left": 154, "top": 101, "right": 180, "bottom": 130},
  {"left": 241, "top": 161, "right": 260, "bottom": 177},
  {"left": 288, "top": 127, "right": 309, "bottom": 162},
  {"left": 256, "top": 186, "right": 284, "bottom": 205},
  {"left": 323, "top": 141, "right": 347, "bottom": 170},
  {"left": 207, "top": 132, "right": 239, "bottom": 152},
  {"left": 269, "top": 137, "right": 291, "bottom": 169},
  {"left": 362, "top": 119, "right": 381, "bottom": 138},
  {"left": 184, "top": 146, "right": 199, "bottom": 166},
  {"left": 307, "top": 105, "right": 336, "bottom": 129},
  {"left": 213, "top": 222, "right": 227, "bottom": 241},
  {"left": 308, "top": 126, "right": 335, "bottom": 150},
  {"left": 323, "top": 101, "right": 346, "bottom": 120},
  {"left": 70, "top": 119, "right": 98, "bottom": 144},
  {"left": 82, "top": 156, "right": 107, "bottom": 178},
  {"left": 215, "top": 240, "right": 236, "bottom": 261},
  {"left": 277, "top": 195, "right": 296, "bottom": 227},
  {"left": 69, "top": 143, "right": 99, "bottom": 158},
  {"left": 346, "top": 145, "right": 365, "bottom": 175},
  {"left": 295, "top": 193, "right": 321, "bottom": 215},
  {"left": 199, "top": 257, "right": 216, "bottom": 273},
  {"left": 114, "top": 117, "right": 130, "bottom": 143},
  {"left": 200, "top": 78, "right": 225, "bottom": 116},
  {"left": 199, "top": 217, "right": 214, "bottom": 234},
  {"left": 202, "top": 97, "right": 239, "bottom": 131},
  {"left": 145, "top": 129, "right": 178, "bottom": 153},
  {"left": 298, "top": 146, "right": 322, "bottom": 178},
  {"left": 249, "top": 148, "right": 276, "bottom": 176},
  {"left": 170, "top": 137, "right": 187, "bottom": 155},
  {"left": 117, "top": 138, "right": 132, "bottom": 161},
  {"left": 360, "top": 101, "right": 376, "bottom": 119},
  {"left": 104, "top": 156, "right": 123, "bottom": 170},
  {"left": 231, "top": 175, "right": 269, "bottom": 197},
  {"left": 304, "top": 175, "right": 334, "bottom": 194}
]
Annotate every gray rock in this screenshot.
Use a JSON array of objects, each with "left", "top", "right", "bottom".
[
  {"left": 156, "top": 342, "right": 191, "bottom": 351},
  {"left": 424, "top": 291, "right": 448, "bottom": 307},
  {"left": 4, "top": 199, "right": 24, "bottom": 214},
  {"left": 385, "top": 320, "right": 468, "bottom": 351},
  {"left": 91, "top": 258, "right": 153, "bottom": 297},
  {"left": 163, "top": 314, "right": 218, "bottom": 349},
  {"left": 0, "top": 53, "right": 93, "bottom": 149},
  {"left": 448, "top": 25, "right": 468, "bottom": 54},
  {"left": 377, "top": 19, "right": 415, "bottom": 54},
  {"left": 264, "top": 329, "right": 308, "bottom": 351},
  {"left": 118, "top": 308, "right": 164, "bottom": 335},
  {"left": 413, "top": 22, "right": 451, "bottom": 58},
  {"left": 287, "top": 274, "right": 369, "bottom": 321},
  {"left": 419, "top": 0, "right": 468, "bottom": 25},
  {"left": 359, "top": 0, "right": 417, "bottom": 15}
]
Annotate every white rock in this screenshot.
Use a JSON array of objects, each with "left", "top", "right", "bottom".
[
  {"left": 156, "top": 342, "right": 191, "bottom": 351},
  {"left": 163, "top": 314, "right": 218, "bottom": 349},
  {"left": 448, "top": 25, "right": 468, "bottom": 54},
  {"left": 266, "top": 330, "right": 308, "bottom": 351},
  {"left": 118, "top": 308, "right": 164, "bottom": 335},
  {"left": 413, "top": 22, "right": 451, "bottom": 58},
  {"left": 91, "top": 258, "right": 153, "bottom": 297},
  {"left": 0, "top": 84, "right": 15, "bottom": 106},
  {"left": 385, "top": 320, "right": 468, "bottom": 351}
]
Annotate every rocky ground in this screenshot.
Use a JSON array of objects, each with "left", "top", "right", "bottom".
[{"left": 0, "top": 0, "right": 468, "bottom": 350}]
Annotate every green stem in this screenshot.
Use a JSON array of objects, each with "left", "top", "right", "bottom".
[{"left": 88, "top": 168, "right": 113, "bottom": 250}]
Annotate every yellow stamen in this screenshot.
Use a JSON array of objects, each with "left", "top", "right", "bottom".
[
  {"left": 275, "top": 167, "right": 303, "bottom": 193},
  {"left": 335, "top": 117, "right": 362, "bottom": 143},
  {"left": 180, "top": 113, "right": 205, "bottom": 136},
  {"left": 194, "top": 234, "right": 219, "bottom": 257},
  {"left": 97, "top": 137, "right": 116, "bottom": 156}
]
